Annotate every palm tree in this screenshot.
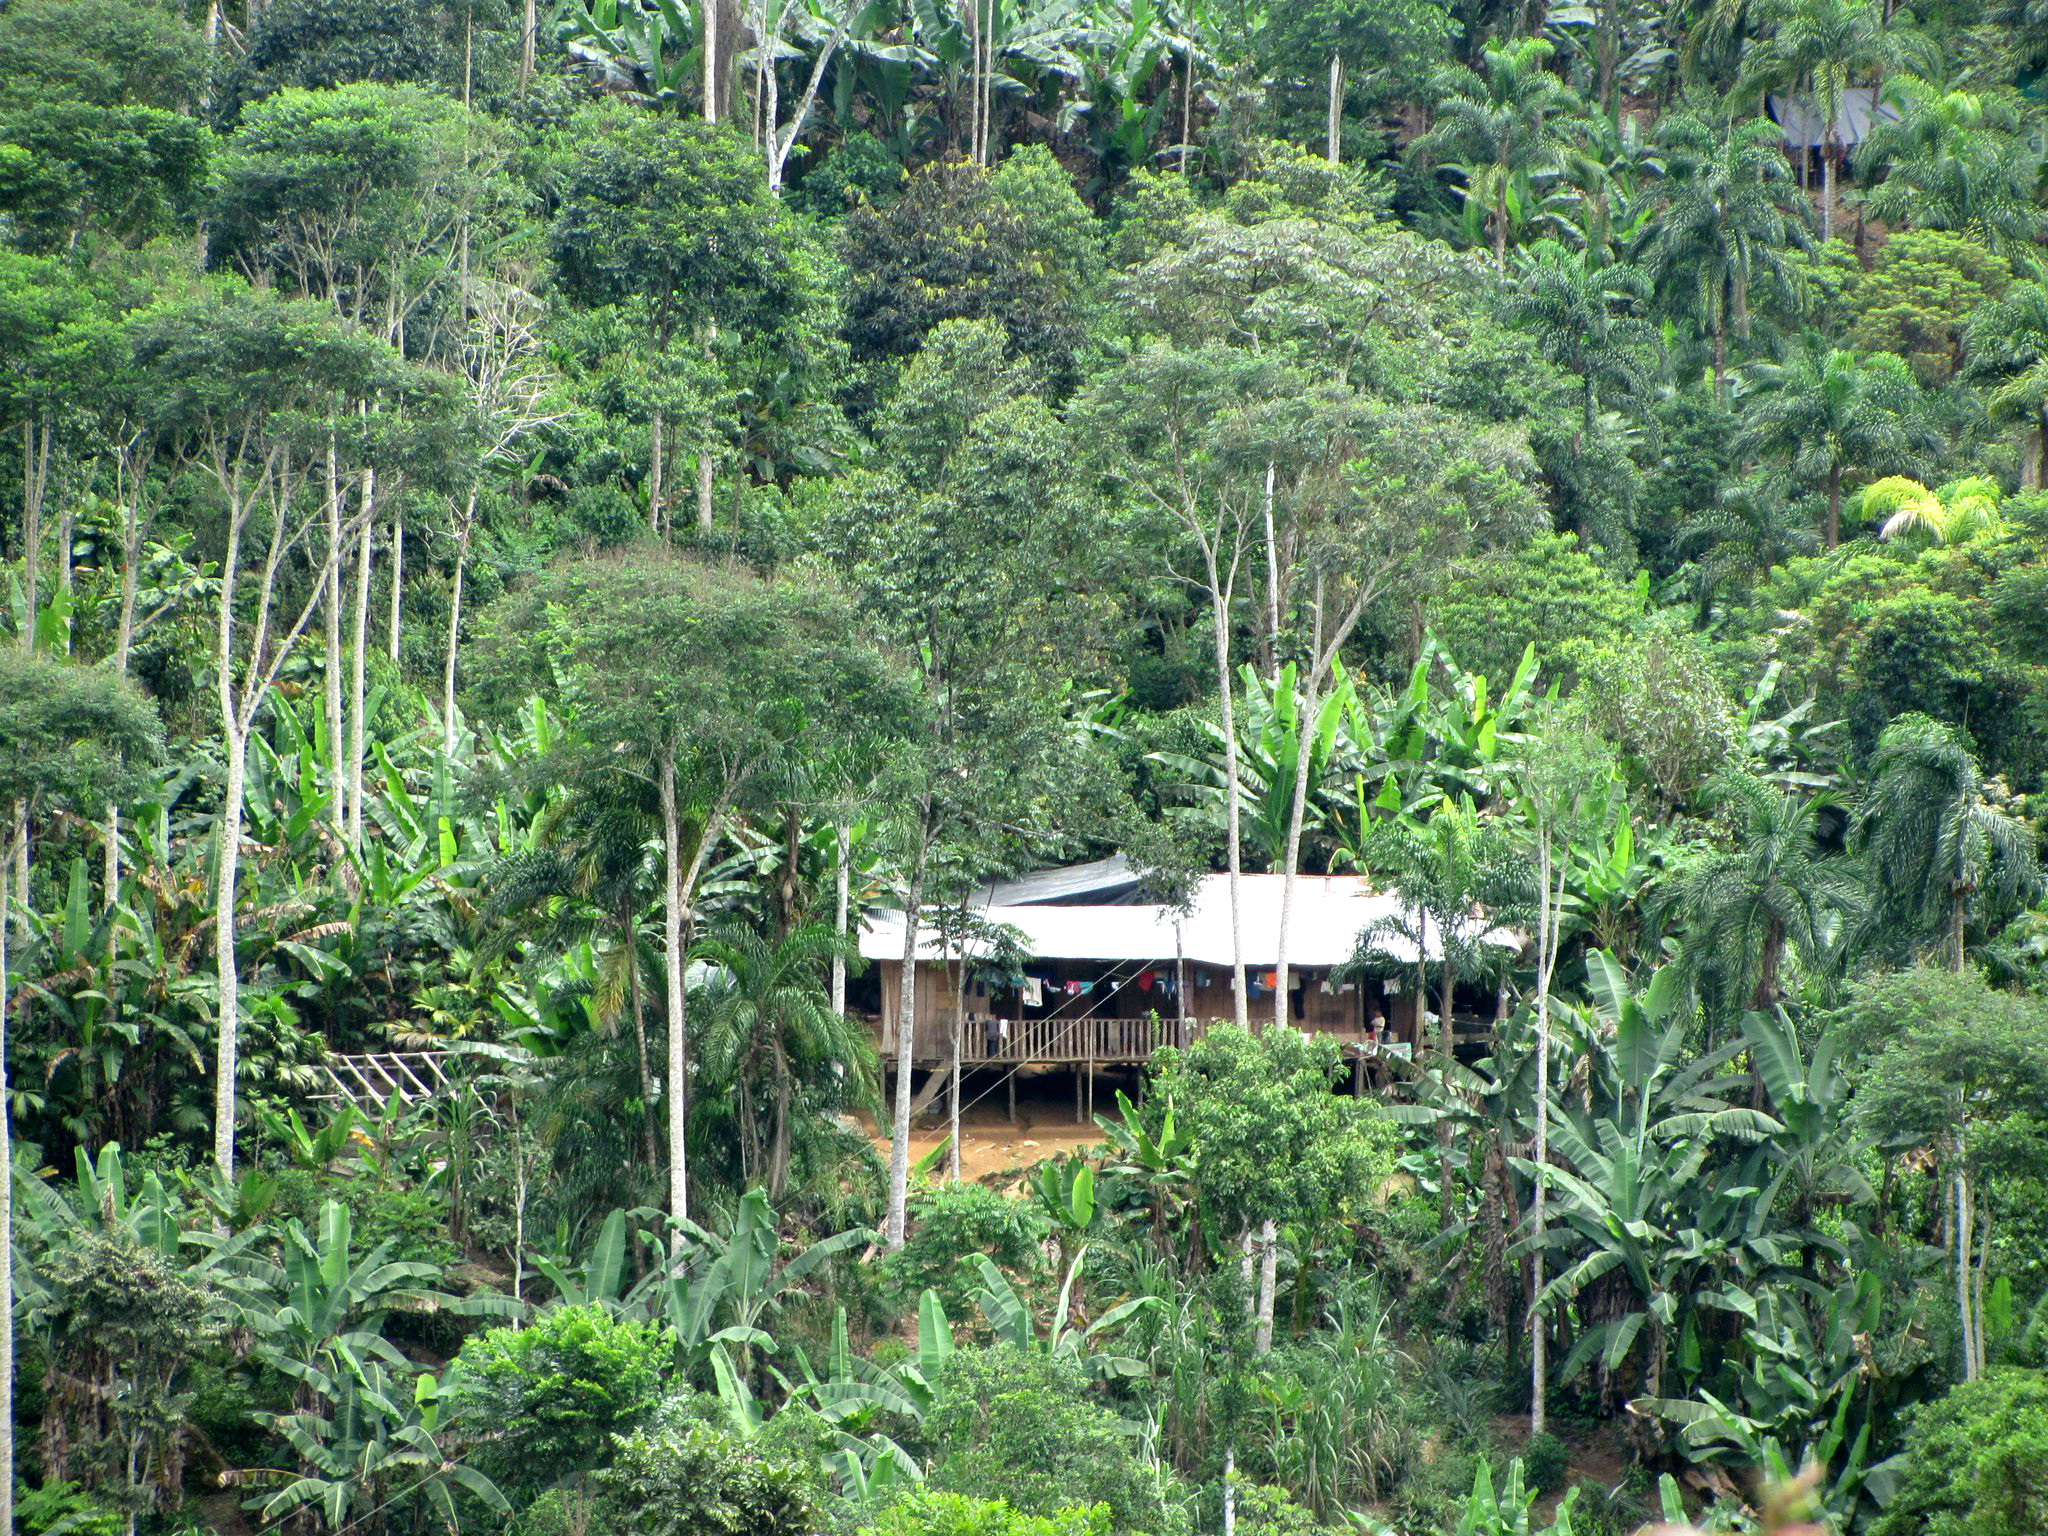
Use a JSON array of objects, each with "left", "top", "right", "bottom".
[
  {"left": 1865, "top": 474, "right": 2004, "bottom": 547},
  {"left": 1507, "top": 239, "right": 1657, "bottom": 434},
  {"left": 1658, "top": 771, "right": 1861, "bottom": 1018},
  {"left": 1856, "top": 714, "right": 2040, "bottom": 970},
  {"left": 1735, "top": 331, "right": 1927, "bottom": 548},
  {"left": 1855, "top": 76, "right": 2045, "bottom": 250},
  {"left": 1675, "top": 476, "right": 1819, "bottom": 621},
  {"left": 1416, "top": 37, "right": 1582, "bottom": 272},
  {"left": 1637, "top": 95, "right": 1812, "bottom": 405},
  {"left": 1738, "top": 0, "right": 1888, "bottom": 239},
  {"left": 1963, "top": 281, "right": 2048, "bottom": 487},
  {"left": 694, "top": 921, "right": 877, "bottom": 1200}
]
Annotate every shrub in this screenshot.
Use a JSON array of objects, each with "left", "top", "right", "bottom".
[
  {"left": 591, "top": 1400, "right": 828, "bottom": 1535},
  {"left": 1870, "top": 1368, "right": 2048, "bottom": 1536},
  {"left": 860, "top": 1490, "right": 1114, "bottom": 1535},
  {"left": 451, "top": 1304, "right": 670, "bottom": 1500},
  {"left": 925, "top": 1348, "right": 1189, "bottom": 1536},
  {"left": 887, "top": 1183, "right": 1047, "bottom": 1318},
  {"left": 1523, "top": 1431, "right": 1571, "bottom": 1494}
]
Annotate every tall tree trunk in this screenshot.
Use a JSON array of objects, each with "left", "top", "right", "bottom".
[
  {"left": 1254, "top": 1217, "right": 1279, "bottom": 1352},
  {"left": 1260, "top": 462, "right": 1280, "bottom": 678},
  {"left": 1971, "top": 1197, "right": 1992, "bottom": 1379},
  {"left": 949, "top": 956, "right": 964, "bottom": 1182},
  {"left": 1439, "top": 964, "right": 1457, "bottom": 1229},
  {"left": 648, "top": 405, "right": 664, "bottom": 533},
  {"left": 1825, "top": 465, "right": 1843, "bottom": 550},
  {"left": 347, "top": 472, "right": 376, "bottom": 851},
  {"left": 831, "top": 821, "right": 850, "bottom": 1019},
  {"left": 1325, "top": 52, "right": 1343, "bottom": 164},
  {"left": 1530, "top": 832, "right": 1560, "bottom": 1435},
  {"left": 659, "top": 767, "right": 701, "bottom": 1232},
  {"left": 1820, "top": 135, "right": 1836, "bottom": 241},
  {"left": 0, "top": 822, "right": 15, "bottom": 1536},
  {"left": 1955, "top": 1164, "right": 1975, "bottom": 1381},
  {"left": 701, "top": 0, "right": 719, "bottom": 122},
  {"left": 520, "top": 0, "right": 536, "bottom": 86},
  {"left": 769, "top": 1035, "right": 793, "bottom": 1200},
  {"left": 885, "top": 825, "right": 929, "bottom": 1248},
  {"left": 387, "top": 502, "right": 403, "bottom": 664},
  {"left": 696, "top": 447, "right": 716, "bottom": 532},
  {"left": 215, "top": 719, "right": 248, "bottom": 1182},
  {"left": 442, "top": 504, "right": 473, "bottom": 757},
  {"left": 1208, "top": 587, "right": 1249, "bottom": 1030},
  {"left": 324, "top": 445, "right": 346, "bottom": 836}
]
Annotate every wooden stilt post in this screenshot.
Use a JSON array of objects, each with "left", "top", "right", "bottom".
[
  {"left": 1008, "top": 1069, "right": 1016, "bottom": 1126},
  {"left": 1354, "top": 1047, "right": 1364, "bottom": 1096},
  {"left": 1074, "top": 1064, "right": 1082, "bottom": 1123}
]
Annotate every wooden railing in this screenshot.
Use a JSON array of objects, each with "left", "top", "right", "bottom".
[
  {"left": 315, "top": 1051, "right": 458, "bottom": 1109},
  {"left": 919, "top": 1014, "right": 1203, "bottom": 1066}
]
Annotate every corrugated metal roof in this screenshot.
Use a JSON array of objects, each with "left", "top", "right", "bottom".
[
  {"left": 978, "top": 853, "right": 1145, "bottom": 906},
  {"left": 859, "top": 870, "right": 1515, "bottom": 968},
  {"left": 1769, "top": 89, "right": 1897, "bottom": 148}
]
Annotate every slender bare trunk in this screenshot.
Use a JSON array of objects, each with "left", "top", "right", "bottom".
[
  {"left": 520, "top": 0, "right": 536, "bottom": 86},
  {"left": 1971, "top": 1196, "right": 1991, "bottom": 1378},
  {"left": 1325, "top": 52, "right": 1343, "bottom": 163},
  {"left": 702, "top": 0, "right": 719, "bottom": 121},
  {"left": 831, "top": 821, "right": 850, "bottom": 1018},
  {"left": 1821, "top": 137, "right": 1835, "bottom": 242},
  {"left": 1, "top": 821, "right": 15, "bottom": 1536},
  {"left": 696, "top": 446, "right": 716, "bottom": 532},
  {"left": 659, "top": 764, "right": 712, "bottom": 1233},
  {"left": 949, "top": 956, "right": 963, "bottom": 1182},
  {"left": 1955, "top": 1164, "right": 1975, "bottom": 1381},
  {"left": 1254, "top": 1217, "right": 1278, "bottom": 1352},
  {"left": 1208, "top": 586, "right": 1249, "bottom": 1030},
  {"left": 885, "top": 825, "right": 929, "bottom": 1248},
  {"left": 215, "top": 723, "right": 248, "bottom": 1181},
  {"left": 347, "top": 471, "right": 375, "bottom": 850},
  {"left": 1260, "top": 462, "right": 1280, "bottom": 675},
  {"left": 324, "top": 445, "right": 346, "bottom": 836},
  {"left": 649, "top": 405, "right": 664, "bottom": 533},
  {"left": 626, "top": 914, "right": 658, "bottom": 1175},
  {"left": 1530, "top": 831, "right": 1560, "bottom": 1435},
  {"left": 387, "top": 502, "right": 403, "bottom": 663},
  {"left": 442, "top": 503, "right": 473, "bottom": 756}
]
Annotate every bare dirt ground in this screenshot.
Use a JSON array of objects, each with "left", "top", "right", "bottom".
[{"left": 861, "top": 1064, "right": 1125, "bottom": 1182}]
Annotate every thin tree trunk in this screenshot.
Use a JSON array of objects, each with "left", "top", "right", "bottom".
[
  {"left": 1, "top": 822, "right": 15, "bottom": 1536},
  {"left": 1254, "top": 1217, "right": 1278, "bottom": 1352},
  {"left": 1209, "top": 585, "right": 1249, "bottom": 1030},
  {"left": 1971, "top": 1196, "right": 1992, "bottom": 1378},
  {"left": 659, "top": 766, "right": 714, "bottom": 1233},
  {"left": 1955, "top": 1164, "right": 1975, "bottom": 1381},
  {"left": 1325, "top": 52, "right": 1343, "bottom": 164},
  {"left": 215, "top": 720, "right": 248, "bottom": 1182},
  {"left": 1826, "top": 466, "right": 1843, "bottom": 550},
  {"left": 648, "top": 404, "right": 664, "bottom": 533},
  {"left": 347, "top": 471, "right": 376, "bottom": 851},
  {"left": 520, "top": 0, "right": 536, "bottom": 86},
  {"left": 697, "top": 447, "right": 716, "bottom": 532},
  {"left": 1713, "top": 305, "right": 1728, "bottom": 408},
  {"left": 1439, "top": 964, "right": 1456, "bottom": 1229},
  {"left": 324, "top": 444, "right": 346, "bottom": 836},
  {"left": 949, "top": 957, "right": 964, "bottom": 1182},
  {"left": 442, "top": 509, "right": 472, "bottom": 757},
  {"left": 885, "top": 824, "right": 929, "bottom": 1249},
  {"left": 387, "top": 502, "right": 403, "bottom": 663},
  {"left": 1821, "top": 136, "right": 1835, "bottom": 241},
  {"left": 701, "top": 0, "right": 719, "bottom": 122},
  {"left": 831, "top": 821, "right": 850, "bottom": 1019},
  {"left": 1530, "top": 831, "right": 1560, "bottom": 1435},
  {"left": 1260, "top": 462, "right": 1280, "bottom": 676}
]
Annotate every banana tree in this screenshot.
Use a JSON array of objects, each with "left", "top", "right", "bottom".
[
  {"left": 969, "top": 1248, "right": 1158, "bottom": 1382},
  {"left": 557, "top": 0, "right": 700, "bottom": 104}
]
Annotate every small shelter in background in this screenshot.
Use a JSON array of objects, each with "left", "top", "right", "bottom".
[
  {"left": 854, "top": 856, "right": 1517, "bottom": 1118},
  {"left": 1768, "top": 89, "right": 1897, "bottom": 156}
]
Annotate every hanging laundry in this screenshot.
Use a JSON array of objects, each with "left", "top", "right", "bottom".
[
  {"left": 1023, "top": 977, "right": 1044, "bottom": 1007},
  {"left": 1138, "top": 969, "right": 1157, "bottom": 991}
]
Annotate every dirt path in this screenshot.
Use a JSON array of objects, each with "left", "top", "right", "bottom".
[{"left": 861, "top": 1067, "right": 1115, "bottom": 1182}]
